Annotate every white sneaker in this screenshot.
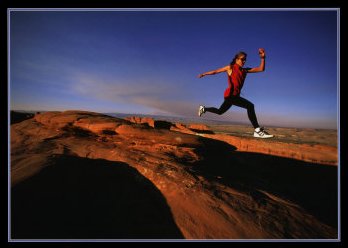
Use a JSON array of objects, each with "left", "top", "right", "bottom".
[
  {"left": 198, "top": 105, "right": 205, "bottom": 117},
  {"left": 254, "top": 127, "right": 274, "bottom": 138}
]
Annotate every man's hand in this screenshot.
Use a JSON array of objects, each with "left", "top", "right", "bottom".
[
  {"left": 259, "top": 48, "right": 266, "bottom": 59},
  {"left": 197, "top": 74, "right": 205, "bottom": 78}
]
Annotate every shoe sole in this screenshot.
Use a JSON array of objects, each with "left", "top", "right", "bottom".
[{"left": 253, "top": 135, "right": 274, "bottom": 139}]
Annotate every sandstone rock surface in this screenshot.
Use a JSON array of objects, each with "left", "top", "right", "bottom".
[{"left": 10, "top": 111, "right": 338, "bottom": 239}]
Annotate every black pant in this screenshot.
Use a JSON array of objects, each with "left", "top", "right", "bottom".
[{"left": 205, "top": 96, "right": 260, "bottom": 128}]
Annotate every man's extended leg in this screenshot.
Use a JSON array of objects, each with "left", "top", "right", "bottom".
[
  {"left": 204, "top": 99, "right": 233, "bottom": 115},
  {"left": 230, "top": 96, "right": 273, "bottom": 138},
  {"left": 230, "top": 96, "right": 259, "bottom": 128}
]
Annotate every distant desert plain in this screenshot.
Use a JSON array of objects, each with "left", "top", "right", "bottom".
[{"left": 10, "top": 110, "right": 338, "bottom": 240}]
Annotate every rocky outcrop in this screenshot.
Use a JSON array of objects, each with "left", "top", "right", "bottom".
[
  {"left": 10, "top": 111, "right": 338, "bottom": 239},
  {"left": 187, "top": 123, "right": 214, "bottom": 134},
  {"left": 125, "top": 116, "right": 172, "bottom": 129},
  {"left": 125, "top": 117, "right": 214, "bottom": 135}
]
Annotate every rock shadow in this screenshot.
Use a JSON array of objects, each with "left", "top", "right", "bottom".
[
  {"left": 194, "top": 138, "right": 338, "bottom": 230},
  {"left": 11, "top": 111, "right": 34, "bottom": 124},
  {"left": 11, "top": 155, "right": 184, "bottom": 239},
  {"left": 189, "top": 128, "right": 215, "bottom": 134},
  {"left": 154, "top": 120, "right": 173, "bottom": 129}
]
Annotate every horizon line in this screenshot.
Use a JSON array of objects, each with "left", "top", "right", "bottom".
[{"left": 9, "top": 109, "right": 338, "bottom": 131}]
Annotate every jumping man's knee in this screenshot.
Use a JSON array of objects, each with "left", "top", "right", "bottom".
[
  {"left": 248, "top": 103, "right": 255, "bottom": 110},
  {"left": 218, "top": 109, "right": 226, "bottom": 115}
]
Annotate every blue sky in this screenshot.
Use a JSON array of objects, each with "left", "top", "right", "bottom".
[{"left": 9, "top": 9, "right": 339, "bottom": 129}]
